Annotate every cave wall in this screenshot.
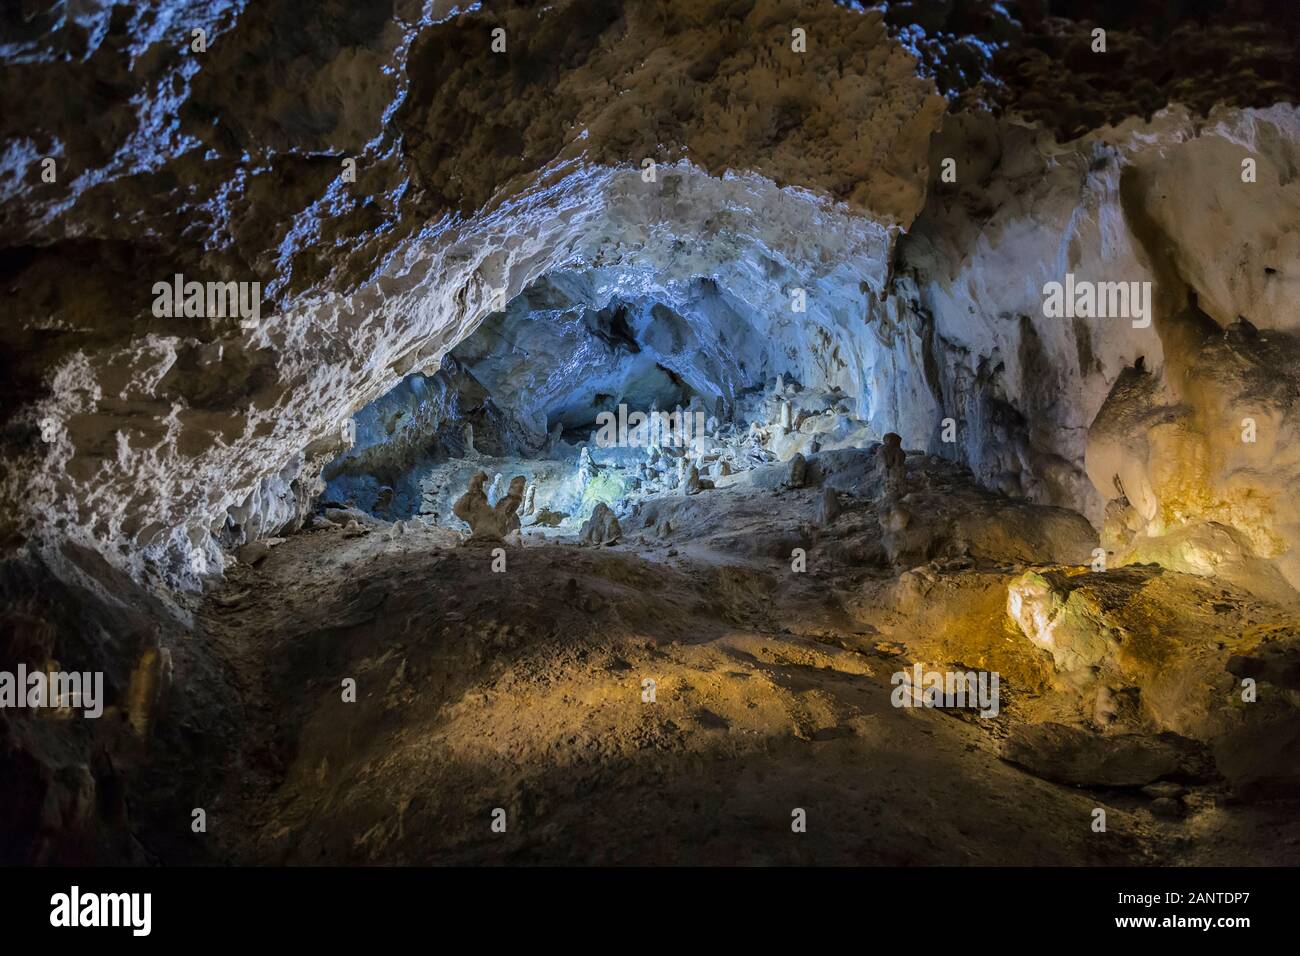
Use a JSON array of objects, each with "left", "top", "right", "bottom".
[
  {"left": 1, "top": 0, "right": 1298, "bottom": 594},
  {"left": 881, "top": 103, "right": 1300, "bottom": 586}
]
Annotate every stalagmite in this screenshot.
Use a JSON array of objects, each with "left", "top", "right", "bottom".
[
  {"left": 125, "top": 633, "right": 173, "bottom": 740},
  {"left": 579, "top": 502, "right": 622, "bottom": 546},
  {"left": 879, "top": 433, "right": 906, "bottom": 499}
]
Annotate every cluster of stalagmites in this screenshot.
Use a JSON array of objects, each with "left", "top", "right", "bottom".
[
  {"left": 440, "top": 373, "right": 911, "bottom": 545},
  {"left": 618, "top": 376, "right": 874, "bottom": 497},
  {"left": 600, "top": 376, "right": 861, "bottom": 504}
]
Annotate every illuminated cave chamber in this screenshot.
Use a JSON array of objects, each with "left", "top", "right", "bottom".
[{"left": 321, "top": 268, "right": 881, "bottom": 531}]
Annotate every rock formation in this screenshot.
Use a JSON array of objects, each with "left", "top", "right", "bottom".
[
  {"left": 452, "top": 472, "right": 490, "bottom": 528},
  {"left": 578, "top": 503, "right": 622, "bottom": 547},
  {"left": 2, "top": 0, "right": 1299, "bottom": 871},
  {"left": 815, "top": 487, "right": 841, "bottom": 528},
  {"left": 125, "top": 630, "right": 173, "bottom": 740},
  {"left": 683, "top": 465, "right": 713, "bottom": 496},
  {"left": 452, "top": 471, "right": 525, "bottom": 543},
  {"left": 780, "top": 453, "right": 807, "bottom": 491},
  {"left": 879, "top": 433, "right": 907, "bottom": 499}
]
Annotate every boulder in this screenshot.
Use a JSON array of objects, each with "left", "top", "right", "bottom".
[
  {"left": 1002, "top": 722, "right": 1214, "bottom": 787},
  {"left": 1006, "top": 570, "right": 1121, "bottom": 673},
  {"left": 1227, "top": 638, "right": 1300, "bottom": 692}
]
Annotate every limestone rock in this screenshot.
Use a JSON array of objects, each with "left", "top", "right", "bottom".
[
  {"left": 878, "top": 433, "right": 906, "bottom": 498},
  {"left": 579, "top": 503, "right": 621, "bottom": 546},
  {"left": 1141, "top": 781, "right": 1186, "bottom": 800},
  {"left": 1149, "top": 797, "right": 1186, "bottom": 819},
  {"left": 125, "top": 635, "right": 173, "bottom": 740},
  {"left": 530, "top": 508, "right": 567, "bottom": 528},
  {"left": 1226, "top": 639, "right": 1300, "bottom": 692},
  {"left": 683, "top": 465, "right": 713, "bottom": 496},
  {"left": 780, "top": 454, "right": 807, "bottom": 491},
  {"left": 1006, "top": 570, "right": 1121, "bottom": 674},
  {"left": 1214, "top": 717, "right": 1300, "bottom": 800},
  {"left": 1002, "top": 723, "right": 1214, "bottom": 788},
  {"left": 237, "top": 542, "right": 271, "bottom": 567},
  {"left": 453, "top": 472, "right": 526, "bottom": 542},
  {"left": 815, "top": 487, "right": 841, "bottom": 528}
]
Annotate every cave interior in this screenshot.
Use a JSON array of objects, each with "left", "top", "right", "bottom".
[{"left": 2, "top": 0, "right": 1300, "bottom": 868}]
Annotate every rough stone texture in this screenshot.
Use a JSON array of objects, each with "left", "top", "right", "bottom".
[
  {"left": 0, "top": 538, "right": 234, "bottom": 863},
  {"left": 1007, "top": 569, "right": 1121, "bottom": 673},
  {"left": 452, "top": 471, "right": 524, "bottom": 542},
  {"left": 3, "top": 1, "right": 1299, "bottom": 602},
  {"left": 882, "top": 2, "right": 1299, "bottom": 138},
  {"left": 1215, "top": 717, "right": 1300, "bottom": 801},
  {"left": 814, "top": 486, "right": 840, "bottom": 527},
  {"left": 881, "top": 104, "right": 1300, "bottom": 591},
  {"left": 779, "top": 453, "right": 807, "bottom": 491},
  {"left": 0, "top": 0, "right": 942, "bottom": 591},
  {"left": 1227, "top": 638, "right": 1300, "bottom": 693},
  {"left": 323, "top": 355, "right": 533, "bottom": 517},
  {"left": 578, "top": 502, "right": 622, "bottom": 546},
  {"left": 1089, "top": 319, "right": 1300, "bottom": 591},
  {"left": 1002, "top": 722, "right": 1214, "bottom": 788}
]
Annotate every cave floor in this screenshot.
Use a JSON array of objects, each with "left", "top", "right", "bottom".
[{"left": 178, "top": 482, "right": 1300, "bottom": 866}]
